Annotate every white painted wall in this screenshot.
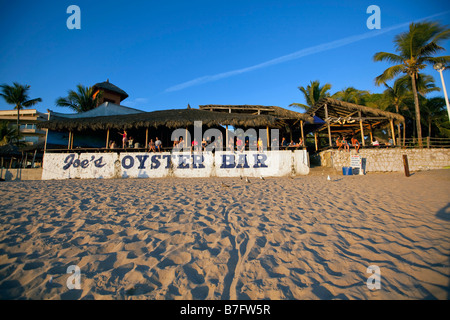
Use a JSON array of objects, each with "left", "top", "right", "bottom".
[
  {"left": 172, "top": 152, "right": 215, "bottom": 178},
  {"left": 120, "top": 152, "right": 172, "bottom": 178},
  {"left": 42, "top": 150, "right": 310, "bottom": 180},
  {"left": 293, "top": 150, "right": 310, "bottom": 175},
  {"left": 42, "top": 153, "right": 119, "bottom": 180}
]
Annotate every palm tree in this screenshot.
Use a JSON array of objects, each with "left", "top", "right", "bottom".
[
  {"left": 421, "top": 97, "right": 447, "bottom": 138},
  {"left": 290, "top": 80, "right": 332, "bottom": 111},
  {"left": 332, "top": 87, "right": 370, "bottom": 104},
  {"left": 396, "top": 73, "right": 440, "bottom": 97},
  {"left": 373, "top": 21, "right": 450, "bottom": 146},
  {"left": 0, "top": 82, "right": 42, "bottom": 132},
  {"left": 381, "top": 78, "right": 411, "bottom": 144},
  {"left": 56, "top": 84, "right": 103, "bottom": 113},
  {"left": 0, "top": 120, "right": 22, "bottom": 147}
]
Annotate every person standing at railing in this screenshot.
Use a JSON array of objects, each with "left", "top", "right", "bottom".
[{"left": 118, "top": 130, "right": 128, "bottom": 149}]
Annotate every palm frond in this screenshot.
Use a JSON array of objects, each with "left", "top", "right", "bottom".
[
  {"left": 375, "top": 64, "right": 405, "bottom": 85},
  {"left": 373, "top": 52, "right": 404, "bottom": 63},
  {"left": 289, "top": 103, "right": 311, "bottom": 111}
]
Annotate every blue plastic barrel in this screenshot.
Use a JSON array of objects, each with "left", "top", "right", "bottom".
[{"left": 342, "top": 167, "right": 353, "bottom": 175}]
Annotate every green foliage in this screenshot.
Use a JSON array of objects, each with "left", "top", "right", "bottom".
[
  {"left": 420, "top": 97, "right": 449, "bottom": 137},
  {"left": 290, "top": 80, "right": 332, "bottom": 111},
  {"left": 56, "top": 84, "right": 103, "bottom": 113},
  {"left": 373, "top": 21, "right": 450, "bottom": 143},
  {"left": 331, "top": 87, "right": 370, "bottom": 105},
  {"left": 0, "top": 120, "right": 22, "bottom": 147}
]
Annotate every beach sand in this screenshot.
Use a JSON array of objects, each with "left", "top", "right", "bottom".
[{"left": 0, "top": 169, "right": 449, "bottom": 300}]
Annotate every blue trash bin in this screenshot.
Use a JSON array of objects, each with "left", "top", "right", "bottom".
[{"left": 342, "top": 167, "right": 353, "bottom": 175}]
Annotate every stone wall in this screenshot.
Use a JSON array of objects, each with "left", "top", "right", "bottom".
[{"left": 319, "top": 148, "right": 450, "bottom": 173}]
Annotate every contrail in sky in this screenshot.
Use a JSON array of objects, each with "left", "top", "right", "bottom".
[{"left": 164, "top": 11, "right": 450, "bottom": 93}]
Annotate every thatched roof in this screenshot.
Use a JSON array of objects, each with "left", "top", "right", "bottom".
[
  {"left": 37, "top": 108, "right": 278, "bottom": 132},
  {"left": 308, "top": 97, "right": 405, "bottom": 123},
  {"left": 199, "top": 105, "right": 314, "bottom": 123},
  {"left": 93, "top": 81, "right": 129, "bottom": 100}
]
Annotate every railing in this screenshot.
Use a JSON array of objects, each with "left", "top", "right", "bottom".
[
  {"left": 308, "top": 136, "right": 450, "bottom": 153},
  {"left": 44, "top": 145, "right": 307, "bottom": 153},
  {"left": 402, "top": 137, "right": 450, "bottom": 148}
]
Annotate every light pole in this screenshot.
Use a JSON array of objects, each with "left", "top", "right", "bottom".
[{"left": 433, "top": 63, "right": 450, "bottom": 122}]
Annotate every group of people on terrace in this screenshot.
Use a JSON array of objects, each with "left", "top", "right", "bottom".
[
  {"left": 335, "top": 135, "right": 395, "bottom": 153},
  {"left": 336, "top": 136, "right": 360, "bottom": 152},
  {"left": 107, "top": 130, "right": 306, "bottom": 152}
]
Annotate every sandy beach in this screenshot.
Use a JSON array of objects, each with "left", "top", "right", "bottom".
[{"left": 0, "top": 169, "right": 449, "bottom": 300}]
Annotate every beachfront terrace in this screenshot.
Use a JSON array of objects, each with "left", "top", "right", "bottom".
[
  {"left": 307, "top": 97, "right": 405, "bottom": 151},
  {"left": 37, "top": 106, "right": 313, "bottom": 153}
]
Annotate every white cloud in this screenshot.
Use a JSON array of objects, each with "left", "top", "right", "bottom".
[{"left": 164, "top": 11, "right": 449, "bottom": 93}]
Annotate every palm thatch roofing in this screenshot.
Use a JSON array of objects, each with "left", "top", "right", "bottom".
[
  {"left": 307, "top": 97, "right": 405, "bottom": 124},
  {"left": 199, "top": 105, "right": 314, "bottom": 123},
  {"left": 93, "top": 81, "right": 129, "bottom": 100},
  {"left": 37, "top": 108, "right": 278, "bottom": 132}
]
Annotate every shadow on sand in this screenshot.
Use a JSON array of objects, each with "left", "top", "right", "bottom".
[{"left": 436, "top": 203, "right": 450, "bottom": 222}]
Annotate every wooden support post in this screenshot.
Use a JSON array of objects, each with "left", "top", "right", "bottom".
[
  {"left": 225, "top": 125, "right": 228, "bottom": 151},
  {"left": 300, "top": 120, "right": 305, "bottom": 147},
  {"left": 324, "top": 103, "right": 332, "bottom": 147},
  {"left": 68, "top": 132, "right": 72, "bottom": 149},
  {"left": 44, "top": 128, "right": 49, "bottom": 153},
  {"left": 369, "top": 124, "right": 373, "bottom": 143},
  {"left": 390, "top": 119, "right": 396, "bottom": 145},
  {"left": 145, "top": 128, "right": 149, "bottom": 149},
  {"left": 43, "top": 112, "right": 50, "bottom": 154},
  {"left": 70, "top": 132, "right": 74, "bottom": 149},
  {"left": 402, "top": 154, "right": 410, "bottom": 177},
  {"left": 106, "top": 128, "right": 110, "bottom": 148},
  {"left": 358, "top": 112, "right": 365, "bottom": 147},
  {"left": 31, "top": 150, "right": 37, "bottom": 168},
  {"left": 314, "top": 131, "right": 318, "bottom": 151},
  {"left": 266, "top": 126, "right": 270, "bottom": 150}
]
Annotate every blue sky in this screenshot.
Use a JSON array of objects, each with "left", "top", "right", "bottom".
[{"left": 0, "top": 0, "right": 449, "bottom": 114}]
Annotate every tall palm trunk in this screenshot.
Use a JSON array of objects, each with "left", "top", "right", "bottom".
[
  {"left": 394, "top": 103, "right": 401, "bottom": 145},
  {"left": 428, "top": 118, "right": 432, "bottom": 138},
  {"left": 403, "top": 121, "right": 406, "bottom": 146},
  {"left": 410, "top": 73, "right": 423, "bottom": 147}
]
